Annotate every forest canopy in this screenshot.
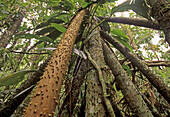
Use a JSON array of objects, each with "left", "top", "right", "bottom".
[{"left": 0, "top": 0, "right": 169, "bottom": 117}]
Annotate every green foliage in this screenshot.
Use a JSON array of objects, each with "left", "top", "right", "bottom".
[
  {"left": 111, "top": 0, "right": 151, "bottom": 19},
  {"left": 82, "top": 1, "right": 89, "bottom": 8},
  {"left": 0, "top": 0, "right": 22, "bottom": 28},
  {"left": 36, "top": 27, "right": 55, "bottom": 35},
  {"left": 110, "top": 28, "right": 134, "bottom": 53},
  {"left": 35, "top": 18, "right": 64, "bottom": 30},
  {"left": 15, "top": 34, "right": 54, "bottom": 43},
  {"left": 0, "top": 70, "right": 39, "bottom": 87},
  {"left": 122, "top": 64, "right": 131, "bottom": 76},
  {"left": 51, "top": 23, "right": 66, "bottom": 33},
  {"left": 111, "top": 29, "right": 129, "bottom": 41},
  {"left": 0, "top": 0, "right": 169, "bottom": 116}
]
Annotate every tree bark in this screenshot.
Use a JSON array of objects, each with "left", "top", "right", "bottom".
[
  {"left": 151, "top": 0, "right": 170, "bottom": 45},
  {"left": 24, "top": 9, "right": 87, "bottom": 117},
  {"left": 102, "top": 41, "right": 153, "bottom": 117},
  {"left": 99, "top": 17, "right": 161, "bottom": 30},
  {"left": 84, "top": 22, "right": 115, "bottom": 117},
  {"left": 58, "top": 59, "right": 90, "bottom": 117},
  {"left": 0, "top": 11, "right": 24, "bottom": 48},
  {"left": 100, "top": 31, "right": 170, "bottom": 103}
]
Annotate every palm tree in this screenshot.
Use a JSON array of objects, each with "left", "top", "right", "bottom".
[{"left": 0, "top": 0, "right": 169, "bottom": 116}]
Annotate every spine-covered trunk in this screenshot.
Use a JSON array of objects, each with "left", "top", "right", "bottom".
[{"left": 24, "top": 9, "right": 87, "bottom": 117}]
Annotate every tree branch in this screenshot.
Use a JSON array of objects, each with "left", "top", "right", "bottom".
[
  {"left": 146, "top": 61, "right": 170, "bottom": 67},
  {"left": 102, "top": 40, "right": 153, "bottom": 116},
  {"left": 10, "top": 51, "right": 48, "bottom": 55},
  {"left": 100, "top": 17, "right": 161, "bottom": 30},
  {"left": 100, "top": 31, "right": 170, "bottom": 103}
]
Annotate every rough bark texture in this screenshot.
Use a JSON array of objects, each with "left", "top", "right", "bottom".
[
  {"left": 146, "top": 61, "right": 170, "bottom": 67},
  {"left": 85, "top": 29, "right": 106, "bottom": 117},
  {"left": 59, "top": 59, "right": 90, "bottom": 117},
  {"left": 85, "top": 22, "right": 114, "bottom": 117},
  {"left": 24, "top": 9, "right": 87, "bottom": 117},
  {"left": 101, "top": 17, "right": 161, "bottom": 30},
  {"left": 141, "top": 93, "right": 162, "bottom": 117},
  {"left": 100, "top": 31, "right": 170, "bottom": 103},
  {"left": 0, "top": 11, "right": 24, "bottom": 48},
  {"left": 85, "top": 70, "right": 107, "bottom": 117},
  {"left": 102, "top": 41, "right": 153, "bottom": 117},
  {"left": 152, "top": 0, "right": 170, "bottom": 45}
]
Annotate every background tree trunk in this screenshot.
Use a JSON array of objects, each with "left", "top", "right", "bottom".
[
  {"left": 100, "top": 31, "right": 170, "bottom": 103},
  {"left": 151, "top": 0, "right": 170, "bottom": 45},
  {"left": 102, "top": 41, "right": 153, "bottom": 116},
  {"left": 0, "top": 10, "right": 24, "bottom": 48},
  {"left": 85, "top": 22, "right": 112, "bottom": 117}
]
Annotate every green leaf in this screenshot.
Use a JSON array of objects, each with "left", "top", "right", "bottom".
[
  {"left": 0, "top": 14, "right": 7, "bottom": 20},
  {"left": 48, "top": 18, "right": 64, "bottom": 24},
  {"left": 51, "top": 23, "right": 66, "bottom": 33},
  {"left": 111, "top": 29, "right": 129, "bottom": 42},
  {"left": 122, "top": 64, "right": 131, "bottom": 76},
  {"left": 21, "top": 3, "right": 29, "bottom": 7},
  {"left": 65, "top": 0, "right": 74, "bottom": 9},
  {"left": 51, "top": 1, "right": 72, "bottom": 11},
  {"left": 47, "top": 29, "right": 62, "bottom": 40},
  {"left": 46, "top": 12, "right": 67, "bottom": 21},
  {"left": 0, "top": 70, "right": 39, "bottom": 87},
  {"left": 113, "top": 36, "right": 134, "bottom": 54},
  {"left": 36, "top": 27, "right": 55, "bottom": 35},
  {"left": 111, "top": 0, "right": 131, "bottom": 14},
  {"left": 35, "top": 18, "right": 64, "bottom": 30},
  {"left": 82, "top": 1, "right": 89, "bottom": 8},
  {"left": 131, "top": 5, "right": 150, "bottom": 19},
  {"left": 16, "top": 33, "right": 37, "bottom": 39},
  {"left": 39, "top": 37, "right": 54, "bottom": 43},
  {"left": 15, "top": 34, "right": 54, "bottom": 43},
  {"left": 111, "top": 0, "right": 150, "bottom": 19},
  {"left": 23, "top": 57, "right": 30, "bottom": 66}
]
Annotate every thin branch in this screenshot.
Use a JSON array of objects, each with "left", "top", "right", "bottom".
[
  {"left": 27, "top": 41, "right": 43, "bottom": 52},
  {"left": 100, "top": 17, "right": 161, "bottom": 30},
  {"left": 10, "top": 51, "right": 48, "bottom": 54},
  {"left": 146, "top": 61, "right": 170, "bottom": 67},
  {"left": 146, "top": 60, "right": 170, "bottom": 63},
  {"left": 125, "top": 61, "right": 170, "bottom": 67}
]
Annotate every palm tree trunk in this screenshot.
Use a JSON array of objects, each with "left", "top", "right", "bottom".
[{"left": 24, "top": 9, "right": 87, "bottom": 117}]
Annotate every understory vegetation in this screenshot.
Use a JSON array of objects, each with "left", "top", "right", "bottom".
[{"left": 0, "top": 0, "right": 169, "bottom": 116}]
